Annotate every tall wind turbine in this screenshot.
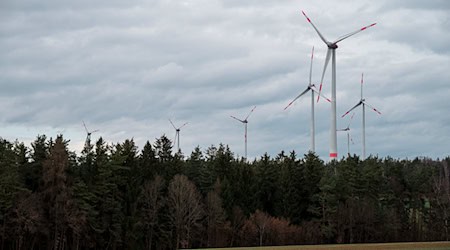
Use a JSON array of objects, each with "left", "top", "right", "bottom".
[
  {"left": 342, "top": 73, "right": 381, "bottom": 160},
  {"left": 284, "top": 46, "right": 330, "bottom": 152},
  {"left": 82, "top": 121, "right": 99, "bottom": 149},
  {"left": 337, "top": 112, "right": 355, "bottom": 156},
  {"left": 231, "top": 106, "right": 256, "bottom": 160},
  {"left": 169, "top": 119, "right": 188, "bottom": 153},
  {"left": 302, "top": 10, "right": 376, "bottom": 160}
]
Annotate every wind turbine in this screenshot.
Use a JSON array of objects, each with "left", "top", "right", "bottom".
[
  {"left": 284, "top": 46, "right": 331, "bottom": 152},
  {"left": 342, "top": 73, "right": 381, "bottom": 160},
  {"left": 230, "top": 106, "right": 256, "bottom": 160},
  {"left": 337, "top": 112, "right": 355, "bottom": 157},
  {"left": 169, "top": 119, "right": 188, "bottom": 152},
  {"left": 301, "top": 10, "right": 376, "bottom": 160},
  {"left": 82, "top": 121, "right": 99, "bottom": 149}
]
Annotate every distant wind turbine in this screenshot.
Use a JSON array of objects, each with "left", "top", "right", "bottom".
[
  {"left": 231, "top": 106, "right": 256, "bottom": 160},
  {"left": 337, "top": 112, "right": 355, "bottom": 157},
  {"left": 82, "top": 121, "right": 99, "bottom": 148},
  {"left": 169, "top": 119, "right": 188, "bottom": 153},
  {"left": 302, "top": 10, "right": 376, "bottom": 160},
  {"left": 342, "top": 73, "right": 381, "bottom": 160},
  {"left": 284, "top": 46, "right": 331, "bottom": 153}
]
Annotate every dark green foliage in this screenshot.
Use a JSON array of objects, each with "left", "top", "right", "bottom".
[
  {"left": 0, "top": 134, "right": 448, "bottom": 249},
  {"left": 254, "top": 153, "right": 278, "bottom": 215},
  {"left": 139, "top": 141, "right": 158, "bottom": 180}
]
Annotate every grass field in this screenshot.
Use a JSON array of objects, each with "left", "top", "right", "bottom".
[{"left": 202, "top": 241, "right": 450, "bottom": 250}]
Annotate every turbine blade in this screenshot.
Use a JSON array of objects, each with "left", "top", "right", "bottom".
[
  {"left": 361, "top": 73, "right": 364, "bottom": 99},
  {"left": 244, "top": 106, "right": 257, "bottom": 120},
  {"left": 347, "top": 112, "right": 355, "bottom": 128},
  {"left": 333, "top": 23, "right": 377, "bottom": 44},
  {"left": 284, "top": 88, "right": 310, "bottom": 110},
  {"left": 317, "top": 48, "right": 331, "bottom": 103},
  {"left": 342, "top": 101, "right": 362, "bottom": 117},
  {"left": 309, "top": 46, "right": 314, "bottom": 86},
  {"left": 82, "top": 120, "right": 89, "bottom": 133},
  {"left": 178, "top": 122, "right": 188, "bottom": 129},
  {"left": 301, "top": 11, "right": 330, "bottom": 45},
  {"left": 169, "top": 119, "right": 177, "bottom": 130},
  {"left": 311, "top": 86, "right": 331, "bottom": 103},
  {"left": 91, "top": 129, "right": 99, "bottom": 134},
  {"left": 230, "top": 115, "right": 244, "bottom": 123},
  {"left": 363, "top": 101, "right": 382, "bottom": 115}
]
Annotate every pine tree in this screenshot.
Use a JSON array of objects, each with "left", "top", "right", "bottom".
[
  {"left": 254, "top": 153, "right": 278, "bottom": 215},
  {"left": 91, "top": 137, "right": 123, "bottom": 249},
  {"left": 139, "top": 141, "right": 158, "bottom": 180},
  {"left": 0, "top": 138, "right": 25, "bottom": 247}
]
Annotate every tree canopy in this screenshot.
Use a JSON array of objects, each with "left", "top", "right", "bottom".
[{"left": 0, "top": 135, "right": 448, "bottom": 249}]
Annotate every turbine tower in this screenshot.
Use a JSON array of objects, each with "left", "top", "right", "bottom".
[
  {"left": 231, "top": 106, "right": 256, "bottom": 160},
  {"left": 342, "top": 73, "right": 381, "bottom": 160},
  {"left": 302, "top": 10, "right": 376, "bottom": 160},
  {"left": 82, "top": 121, "right": 99, "bottom": 149},
  {"left": 337, "top": 112, "right": 355, "bottom": 157},
  {"left": 284, "top": 46, "right": 330, "bottom": 152},
  {"left": 169, "top": 119, "right": 188, "bottom": 153}
]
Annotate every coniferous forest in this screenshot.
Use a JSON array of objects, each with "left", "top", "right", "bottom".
[{"left": 0, "top": 134, "right": 449, "bottom": 249}]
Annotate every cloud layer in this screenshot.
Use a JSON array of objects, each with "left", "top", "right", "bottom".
[{"left": 1, "top": 0, "right": 449, "bottom": 160}]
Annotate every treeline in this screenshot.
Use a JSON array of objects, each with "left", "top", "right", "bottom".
[{"left": 0, "top": 135, "right": 449, "bottom": 249}]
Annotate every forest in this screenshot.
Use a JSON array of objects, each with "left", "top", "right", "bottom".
[{"left": 0, "top": 134, "right": 449, "bottom": 250}]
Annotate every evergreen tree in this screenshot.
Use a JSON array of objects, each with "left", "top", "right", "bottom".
[
  {"left": 91, "top": 137, "right": 123, "bottom": 249},
  {"left": 0, "top": 138, "right": 25, "bottom": 247},
  {"left": 139, "top": 141, "right": 158, "bottom": 180},
  {"left": 254, "top": 153, "right": 278, "bottom": 215},
  {"left": 24, "top": 135, "right": 49, "bottom": 191}
]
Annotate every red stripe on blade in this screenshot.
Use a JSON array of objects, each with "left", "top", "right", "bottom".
[
  {"left": 330, "top": 153, "right": 338, "bottom": 158},
  {"left": 302, "top": 11, "right": 311, "bottom": 22}
]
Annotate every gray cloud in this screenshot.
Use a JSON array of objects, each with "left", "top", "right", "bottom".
[{"left": 1, "top": 0, "right": 449, "bottom": 160}]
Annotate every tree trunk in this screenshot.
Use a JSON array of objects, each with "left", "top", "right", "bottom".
[{"left": 259, "top": 227, "right": 265, "bottom": 246}]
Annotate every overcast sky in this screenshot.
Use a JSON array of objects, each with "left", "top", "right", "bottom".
[{"left": 1, "top": 0, "right": 449, "bottom": 160}]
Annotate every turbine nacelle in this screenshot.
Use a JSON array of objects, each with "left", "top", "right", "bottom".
[{"left": 328, "top": 43, "right": 338, "bottom": 49}]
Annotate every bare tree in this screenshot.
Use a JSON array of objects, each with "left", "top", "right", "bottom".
[
  {"left": 249, "top": 210, "right": 272, "bottom": 246},
  {"left": 205, "top": 180, "right": 229, "bottom": 247},
  {"left": 41, "top": 136, "right": 85, "bottom": 250},
  {"left": 9, "top": 192, "right": 45, "bottom": 250},
  {"left": 139, "top": 175, "right": 165, "bottom": 250},
  {"left": 167, "top": 175, "right": 204, "bottom": 248}
]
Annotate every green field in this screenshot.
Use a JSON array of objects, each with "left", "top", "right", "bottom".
[{"left": 202, "top": 242, "right": 450, "bottom": 250}]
